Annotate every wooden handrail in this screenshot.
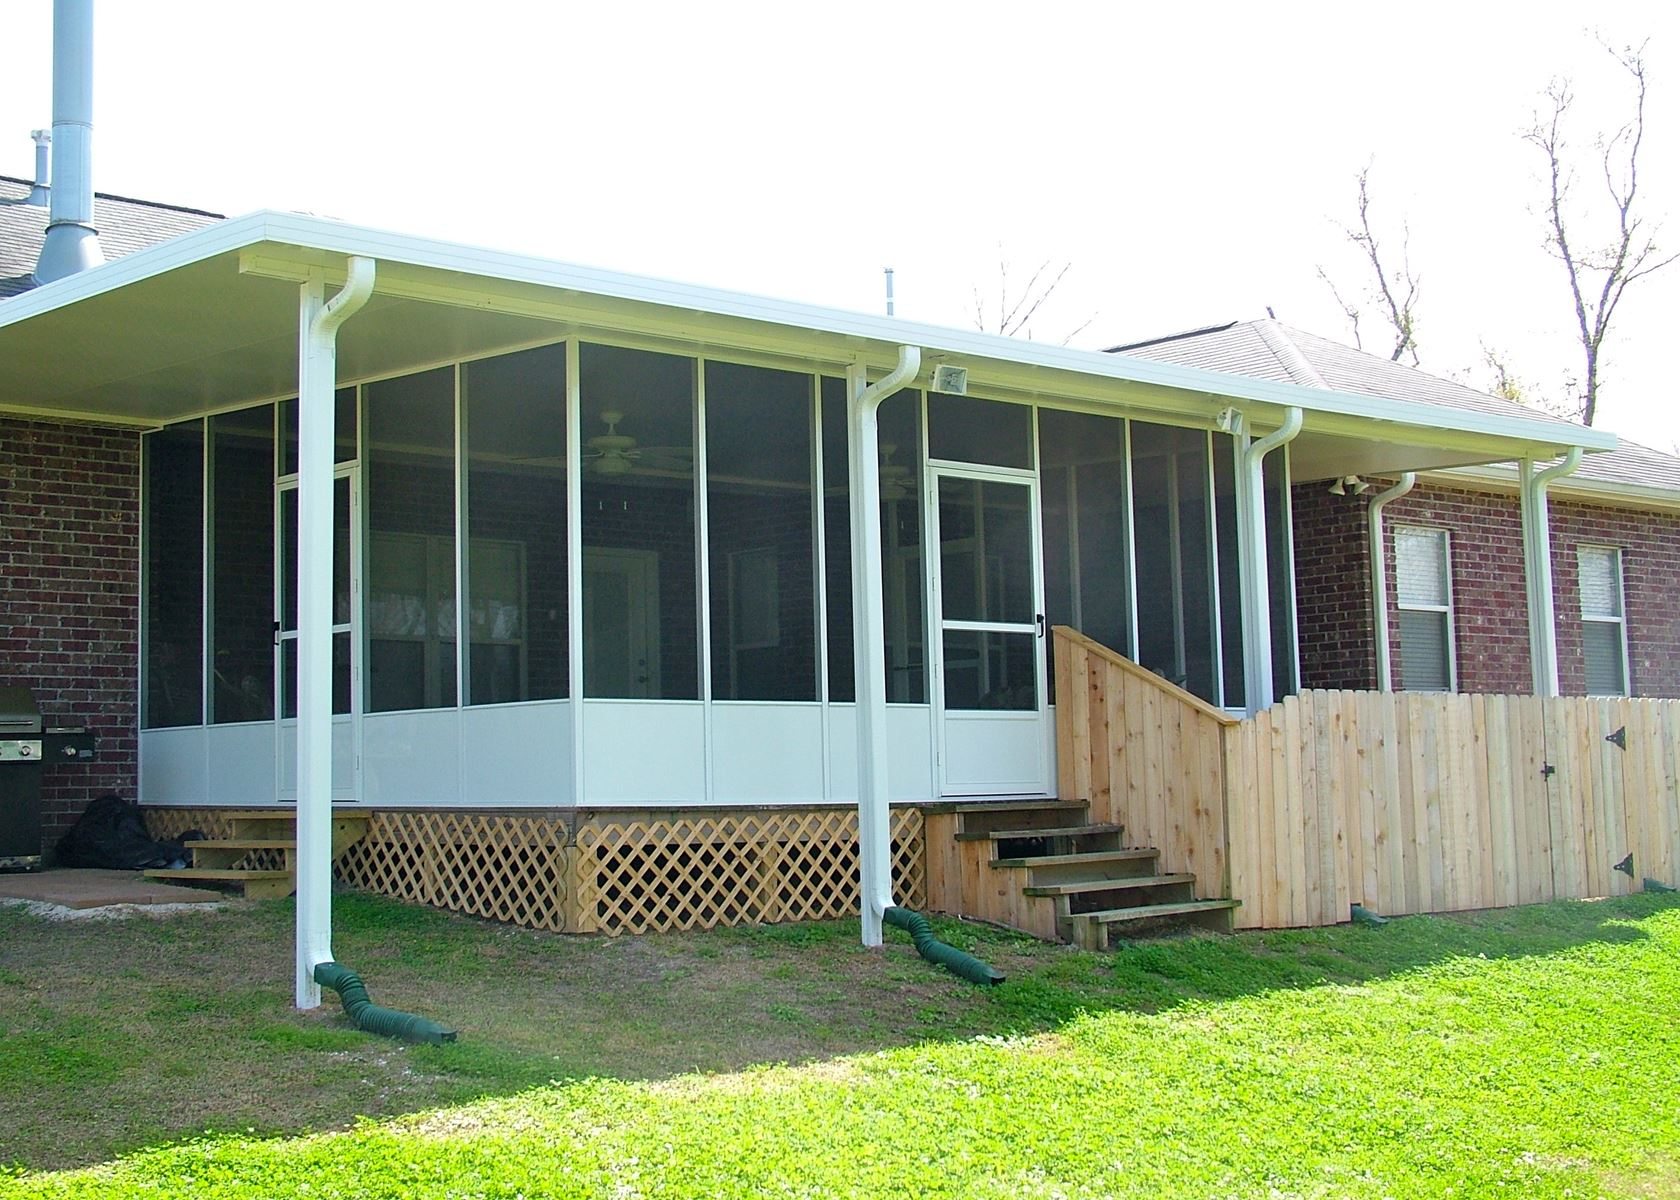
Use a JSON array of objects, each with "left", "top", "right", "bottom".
[{"left": 1052, "top": 625, "right": 1240, "bottom": 726}]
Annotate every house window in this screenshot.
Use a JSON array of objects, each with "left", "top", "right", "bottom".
[
  {"left": 1394, "top": 526, "right": 1454, "bottom": 692},
  {"left": 1578, "top": 546, "right": 1628, "bottom": 696}
]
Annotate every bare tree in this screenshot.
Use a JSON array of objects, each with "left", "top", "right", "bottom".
[
  {"left": 1316, "top": 165, "right": 1422, "bottom": 365},
  {"left": 970, "top": 253, "right": 1095, "bottom": 343},
  {"left": 1526, "top": 39, "right": 1676, "bottom": 426}
]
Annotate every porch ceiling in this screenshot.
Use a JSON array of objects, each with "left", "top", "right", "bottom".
[{"left": 0, "top": 211, "right": 1617, "bottom": 473}]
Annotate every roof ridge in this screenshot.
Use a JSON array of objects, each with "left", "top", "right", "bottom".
[
  {"left": 1102, "top": 320, "right": 1239, "bottom": 355},
  {"left": 1251, "top": 319, "right": 1327, "bottom": 389},
  {"left": 0, "top": 174, "right": 224, "bottom": 219},
  {"left": 1275, "top": 320, "right": 1509, "bottom": 399}
]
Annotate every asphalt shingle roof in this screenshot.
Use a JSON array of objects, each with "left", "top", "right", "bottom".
[
  {"left": 1109, "top": 318, "right": 1680, "bottom": 496},
  {"left": 0, "top": 174, "right": 221, "bottom": 298}
]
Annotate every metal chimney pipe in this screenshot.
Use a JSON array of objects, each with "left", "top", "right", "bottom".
[
  {"left": 884, "top": 267, "right": 895, "bottom": 317},
  {"left": 34, "top": 0, "right": 104, "bottom": 284},
  {"left": 27, "top": 131, "right": 51, "bottom": 206}
]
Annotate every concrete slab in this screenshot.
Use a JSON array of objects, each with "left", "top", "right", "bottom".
[{"left": 0, "top": 868, "right": 222, "bottom": 909}]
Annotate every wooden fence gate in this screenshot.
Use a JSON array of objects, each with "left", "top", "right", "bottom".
[{"left": 1053, "top": 627, "right": 1680, "bottom": 931}]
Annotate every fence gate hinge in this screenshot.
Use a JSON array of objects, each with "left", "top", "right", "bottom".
[
  {"left": 1614, "top": 853, "right": 1635, "bottom": 877},
  {"left": 1541, "top": 762, "right": 1556, "bottom": 780},
  {"left": 1606, "top": 726, "right": 1627, "bottom": 750}
]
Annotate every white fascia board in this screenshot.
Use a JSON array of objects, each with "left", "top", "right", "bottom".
[{"left": 3, "top": 209, "right": 1620, "bottom": 456}]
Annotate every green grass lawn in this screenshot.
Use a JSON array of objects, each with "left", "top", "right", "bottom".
[{"left": 3, "top": 890, "right": 1678, "bottom": 1198}]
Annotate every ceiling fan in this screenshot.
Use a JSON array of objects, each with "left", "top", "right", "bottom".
[{"left": 583, "top": 410, "right": 692, "bottom": 477}]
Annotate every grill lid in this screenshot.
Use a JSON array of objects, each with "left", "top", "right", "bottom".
[{"left": 0, "top": 687, "right": 44, "bottom": 735}]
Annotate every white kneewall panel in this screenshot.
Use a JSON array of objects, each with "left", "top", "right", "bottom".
[
  {"left": 361, "top": 710, "right": 461, "bottom": 805},
  {"left": 460, "top": 701, "right": 572, "bottom": 806},
  {"left": 582, "top": 700, "right": 705, "bottom": 804},
  {"left": 710, "top": 703, "right": 824, "bottom": 803},
  {"left": 825, "top": 704, "right": 935, "bottom": 803},
  {"left": 942, "top": 712, "right": 1048, "bottom": 795},
  {"left": 139, "top": 727, "right": 207, "bottom": 804},
  {"left": 278, "top": 717, "right": 359, "bottom": 800},
  {"left": 206, "top": 723, "right": 276, "bottom": 804}
]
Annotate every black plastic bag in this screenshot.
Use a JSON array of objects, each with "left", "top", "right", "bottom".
[{"left": 55, "top": 794, "right": 194, "bottom": 870}]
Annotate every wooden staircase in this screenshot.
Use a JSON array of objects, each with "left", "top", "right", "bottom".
[
  {"left": 144, "top": 810, "right": 370, "bottom": 900},
  {"left": 932, "top": 799, "right": 1238, "bottom": 949}
]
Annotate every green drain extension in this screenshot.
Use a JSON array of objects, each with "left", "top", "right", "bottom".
[
  {"left": 313, "top": 962, "right": 457, "bottom": 1044},
  {"left": 1645, "top": 878, "right": 1677, "bottom": 894},
  {"left": 884, "top": 906, "right": 1005, "bottom": 987}
]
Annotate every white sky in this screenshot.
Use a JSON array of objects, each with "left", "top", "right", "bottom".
[{"left": 3, "top": 1, "right": 1677, "bottom": 448}]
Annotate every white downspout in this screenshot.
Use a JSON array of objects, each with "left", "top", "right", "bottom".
[
  {"left": 848, "top": 345, "right": 921, "bottom": 948},
  {"left": 295, "top": 257, "right": 375, "bottom": 1010},
  {"left": 1238, "top": 407, "right": 1303, "bottom": 714},
  {"left": 1367, "top": 473, "right": 1416, "bottom": 692},
  {"left": 1521, "top": 447, "right": 1584, "bottom": 698}
]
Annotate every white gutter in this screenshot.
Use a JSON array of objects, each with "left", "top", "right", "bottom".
[
  {"left": 1239, "top": 407, "right": 1303, "bottom": 714},
  {"left": 1367, "top": 473, "right": 1416, "bottom": 691},
  {"left": 848, "top": 345, "right": 921, "bottom": 948},
  {"left": 1520, "top": 447, "right": 1584, "bottom": 698},
  {"left": 295, "top": 256, "right": 375, "bottom": 1010}
]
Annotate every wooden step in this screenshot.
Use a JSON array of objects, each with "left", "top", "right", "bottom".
[
  {"left": 991, "top": 848, "right": 1158, "bottom": 870},
  {"left": 951, "top": 801, "right": 1092, "bottom": 836},
  {"left": 1023, "top": 873, "right": 1196, "bottom": 897},
  {"left": 923, "top": 799, "right": 1089, "bottom": 815},
  {"left": 956, "top": 823, "right": 1124, "bottom": 843},
  {"left": 189, "top": 838, "right": 296, "bottom": 850},
  {"left": 142, "top": 868, "right": 296, "bottom": 901},
  {"left": 186, "top": 838, "right": 296, "bottom": 871},
  {"left": 1065, "top": 900, "right": 1241, "bottom": 950}
]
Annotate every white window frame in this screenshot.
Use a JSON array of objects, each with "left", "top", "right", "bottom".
[
  {"left": 1577, "top": 544, "right": 1630, "bottom": 697},
  {"left": 1394, "top": 525, "right": 1457, "bottom": 693}
]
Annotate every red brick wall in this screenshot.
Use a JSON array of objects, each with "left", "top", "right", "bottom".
[
  {"left": 1379, "top": 482, "right": 1533, "bottom": 694},
  {"left": 1551, "top": 499, "right": 1680, "bottom": 699},
  {"left": 0, "top": 416, "right": 140, "bottom": 855},
  {"left": 1292, "top": 477, "right": 1680, "bottom": 698},
  {"left": 1290, "top": 482, "right": 1378, "bottom": 690}
]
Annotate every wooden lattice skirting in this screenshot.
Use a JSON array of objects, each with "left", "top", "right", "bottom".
[{"left": 143, "top": 806, "right": 926, "bottom": 936}]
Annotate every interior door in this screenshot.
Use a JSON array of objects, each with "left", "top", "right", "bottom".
[
  {"left": 277, "top": 469, "right": 359, "bottom": 798},
  {"left": 931, "top": 469, "right": 1050, "bottom": 796},
  {"left": 582, "top": 547, "right": 661, "bottom": 698}
]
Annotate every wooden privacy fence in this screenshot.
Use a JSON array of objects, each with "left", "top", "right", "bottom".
[
  {"left": 1226, "top": 691, "right": 1680, "bottom": 928},
  {"left": 1051, "top": 626, "right": 1680, "bottom": 930}
]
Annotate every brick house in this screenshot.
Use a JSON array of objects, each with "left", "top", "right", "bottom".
[
  {"left": 1117, "top": 319, "right": 1680, "bottom": 701},
  {"left": 1, "top": 173, "right": 221, "bottom": 845},
  {"left": 2, "top": 150, "right": 1660, "bottom": 972}
]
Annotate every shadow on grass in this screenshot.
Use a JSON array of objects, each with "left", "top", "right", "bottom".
[{"left": 1, "top": 886, "right": 1674, "bottom": 1173}]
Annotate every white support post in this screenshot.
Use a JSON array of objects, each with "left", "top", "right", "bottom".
[
  {"left": 1520, "top": 448, "right": 1583, "bottom": 698},
  {"left": 294, "top": 258, "right": 374, "bottom": 1010},
  {"left": 848, "top": 347, "right": 920, "bottom": 948},
  {"left": 1237, "top": 408, "right": 1302, "bottom": 715}
]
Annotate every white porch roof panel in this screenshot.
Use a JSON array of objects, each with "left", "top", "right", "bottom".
[{"left": 0, "top": 211, "right": 1616, "bottom": 472}]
